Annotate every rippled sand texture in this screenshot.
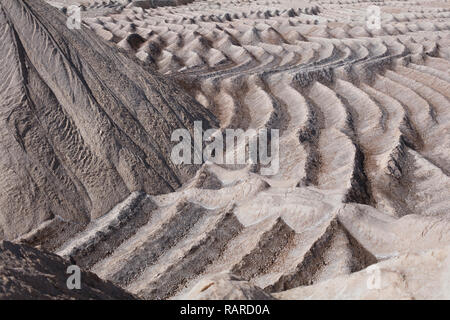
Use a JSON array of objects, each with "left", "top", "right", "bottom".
[{"left": 3, "top": 0, "right": 450, "bottom": 299}]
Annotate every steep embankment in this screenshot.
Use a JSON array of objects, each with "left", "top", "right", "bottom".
[{"left": 0, "top": 0, "right": 216, "bottom": 249}]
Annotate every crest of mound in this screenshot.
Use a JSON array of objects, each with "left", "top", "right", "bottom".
[
  {"left": 0, "top": 0, "right": 216, "bottom": 245},
  {"left": 0, "top": 241, "right": 136, "bottom": 300}
]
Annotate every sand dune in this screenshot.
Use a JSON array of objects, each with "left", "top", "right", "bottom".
[{"left": 0, "top": 0, "right": 449, "bottom": 300}]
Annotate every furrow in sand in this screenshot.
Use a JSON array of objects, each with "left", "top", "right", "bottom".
[
  {"left": 396, "top": 65, "right": 450, "bottom": 99},
  {"left": 92, "top": 200, "right": 210, "bottom": 286},
  {"left": 174, "top": 216, "right": 295, "bottom": 299},
  {"left": 251, "top": 218, "right": 376, "bottom": 293},
  {"left": 373, "top": 74, "right": 449, "bottom": 174}
]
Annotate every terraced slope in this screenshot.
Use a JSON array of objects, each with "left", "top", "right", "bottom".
[
  {"left": 0, "top": 0, "right": 216, "bottom": 249},
  {"left": 5, "top": 0, "right": 449, "bottom": 299}
]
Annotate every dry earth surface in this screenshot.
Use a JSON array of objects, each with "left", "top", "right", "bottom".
[
  {"left": 0, "top": 0, "right": 449, "bottom": 299},
  {"left": 0, "top": 241, "right": 135, "bottom": 299}
]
